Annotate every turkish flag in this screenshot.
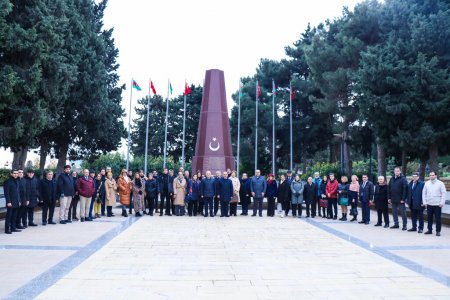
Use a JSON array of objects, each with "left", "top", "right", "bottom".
[{"left": 184, "top": 83, "right": 191, "bottom": 95}]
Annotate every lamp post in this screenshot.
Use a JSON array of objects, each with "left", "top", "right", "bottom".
[{"left": 333, "top": 133, "right": 344, "bottom": 175}]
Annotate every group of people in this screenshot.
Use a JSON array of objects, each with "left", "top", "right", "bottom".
[{"left": 3, "top": 164, "right": 447, "bottom": 237}]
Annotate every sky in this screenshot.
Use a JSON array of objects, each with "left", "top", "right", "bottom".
[{"left": 0, "top": 0, "right": 362, "bottom": 167}]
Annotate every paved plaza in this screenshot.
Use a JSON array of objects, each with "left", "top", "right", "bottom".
[{"left": 1, "top": 207, "right": 450, "bottom": 300}]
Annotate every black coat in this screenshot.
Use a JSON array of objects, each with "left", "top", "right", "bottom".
[
  {"left": 25, "top": 176, "right": 40, "bottom": 207},
  {"left": 407, "top": 180, "right": 425, "bottom": 210},
  {"left": 57, "top": 172, "right": 75, "bottom": 197},
  {"left": 360, "top": 180, "right": 374, "bottom": 202},
  {"left": 214, "top": 177, "right": 221, "bottom": 198},
  {"left": 217, "top": 178, "right": 234, "bottom": 201},
  {"left": 303, "top": 182, "right": 317, "bottom": 204},
  {"left": 95, "top": 179, "right": 106, "bottom": 200},
  {"left": 18, "top": 177, "right": 27, "bottom": 205},
  {"left": 239, "top": 178, "right": 251, "bottom": 205},
  {"left": 201, "top": 177, "right": 216, "bottom": 198},
  {"left": 277, "top": 180, "right": 291, "bottom": 204},
  {"left": 374, "top": 184, "right": 388, "bottom": 210},
  {"left": 40, "top": 178, "right": 58, "bottom": 204},
  {"left": 157, "top": 174, "right": 170, "bottom": 194},
  {"left": 388, "top": 175, "right": 408, "bottom": 204},
  {"left": 145, "top": 178, "right": 159, "bottom": 198},
  {"left": 3, "top": 177, "right": 21, "bottom": 208}
]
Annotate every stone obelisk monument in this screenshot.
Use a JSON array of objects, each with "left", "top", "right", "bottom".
[{"left": 192, "top": 69, "right": 234, "bottom": 174}]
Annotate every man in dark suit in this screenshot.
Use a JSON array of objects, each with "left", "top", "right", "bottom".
[
  {"left": 15, "top": 169, "right": 28, "bottom": 229},
  {"left": 4, "top": 170, "right": 21, "bottom": 234},
  {"left": 407, "top": 172, "right": 425, "bottom": 233},
  {"left": 388, "top": 167, "right": 408, "bottom": 230},
  {"left": 39, "top": 171, "right": 58, "bottom": 225},
  {"left": 359, "top": 174, "right": 374, "bottom": 224},
  {"left": 303, "top": 177, "right": 317, "bottom": 218}
]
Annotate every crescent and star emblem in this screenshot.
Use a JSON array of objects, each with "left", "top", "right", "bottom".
[{"left": 208, "top": 137, "right": 220, "bottom": 152}]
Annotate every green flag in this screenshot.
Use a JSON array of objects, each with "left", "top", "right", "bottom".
[{"left": 169, "top": 82, "right": 173, "bottom": 94}]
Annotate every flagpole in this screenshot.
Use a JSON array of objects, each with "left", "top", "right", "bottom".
[
  {"left": 181, "top": 81, "right": 187, "bottom": 168},
  {"left": 272, "top": 79, "right": 276, "bottom": 175},
  {"left": 144, "top": 78, "right": 151, "bottom": 176},
  {"left": 254, "top": 80, "right": 258, "bottom": 173},
  {"left": 126, "top": 78, "right": 133, "bottom": 171},
  {"left": 289, "top": 81, "right": 293, "bottom": 171},
  {"left": 163, "top": 80, "right": 170, "bottom": 169},
  {"left": 236, "top": 80, "right": 242, "bottom": 177}
]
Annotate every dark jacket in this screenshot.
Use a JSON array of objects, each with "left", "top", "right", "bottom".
[
  {"left": 157, "top": 173, "right": 170, "bottom": 194},
  {"left": 95, "top": 179, "right": 106, "bottom": 200},
  {"left": 374, "top": 184, "right": 388, "bottom": 210},
  {"left": 266, "top": 180, "right": 278, "bottom": 198},
  {"left": 250, "top": 176, "right": 267, "bottom": 198},
  {"left": 312, "top": 177, "right": 323, "bottom": 198},
  {"left": 145, "top": 178, "right": 159, "bottom": 198},
  {"left": 304, "top": 182, "right": 317, "bottom": 204},
  {"left": 76, "top": 176, "right": 96, "bottom": 198},
  {"left": 18, "top": 177, "right": 27, "bottom": 205},
  {"left": 214, "top": 176, "right": 221, "bottom": 198},
  {"left": 217, "top": 178, "right": 234, "bottom": 201},
  {"left": 277, "top": 180, "right": 291, "bottom": 203},
  {"left": 239, "top": 178, "right": 251, "bottom": 205},
  {"left": 338, "top": 183, "right": 349, "bottom": 202},
  {"left": 388, "top": 175, "right": 408, "bottom": 204},
  {"left": 407, "top": 180, "right": 425, "bottom": 210},
  {"left": 360, "top": 180, "right": 374, "bottom": 202},
  {"left": 72, "top": 176, "right": 78, "bottom": 195},
  {"left": 320, "top": 180, "right": 328, "bottom": 198},
  {"left": 168, "top": 175, "right": 175, "bottom": 194},
  {"left": 201, "top": 177, "right": 216, "bottom": 198},
  {"left": 57, "top": 172, "right": 75, "bottom": 197},
  {"left": 4, "top": 177, "right": 21, "bottom": 208},
  {"left": 187, "top": 180, "right": 201, "bottom": 201},
  {"left": 39, "top": 178, "right": 58, "bottom": 204},
  {"left": 25, "top": 176, "right": 40, "bottom": 207}
]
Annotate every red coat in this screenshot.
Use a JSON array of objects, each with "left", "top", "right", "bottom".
[
  {"left": 326, "top": 180, "right": 339, "bottom": 199},
  {"left": 76, "top": 176, "right": 96, "bottom": 198}
]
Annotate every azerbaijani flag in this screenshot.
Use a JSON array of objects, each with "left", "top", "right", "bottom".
[
  {"left": 184, "top": 82, "right": 191, "bottom": 95},
  {"left": 239, "top": 80, "right": 244, "bottom": 97},
  {"left": 272, "top": 80, "right": 277, "bottom": 95},
  {"left": 257, "top": 83, "right": 261, "bottom": 98},
  {"left": 132, "top": 80, "right": 141, "bottom": 91},
  {"left": 169, "top": 82, "right": 173, "bottom": 95}
]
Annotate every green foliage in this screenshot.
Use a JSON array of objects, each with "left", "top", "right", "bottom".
[{"left": 0, "top": 168, "right": 10, "bottom": 184}]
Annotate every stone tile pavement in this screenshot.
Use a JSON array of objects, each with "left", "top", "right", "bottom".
[{"left": 1, "top": 207, "right": 449, "bottom": 299}]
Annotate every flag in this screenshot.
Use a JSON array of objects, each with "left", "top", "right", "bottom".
[
  {"left": 290, "top": 85, "right": 294, "bottom": 101},
  {"left": 257, "top": 83, "right": 261, "bottom": 98},
  {"left": 272, "top": 81, "right": 276, "bottom": 95},
  {"left": 169, "top": 82, "right": 173, "bottom": 94},
  {"left": 132, "top": 80, "right": 141, "bottom": 91},
  {"left": 150, "top": 81, "right": 157, "bottom": 95},
  {"left": 239, "top": 81, "right": 244, "bottom": 97},
  {"left": 184, "top": 83, "right": 191, "bottom": 95}
]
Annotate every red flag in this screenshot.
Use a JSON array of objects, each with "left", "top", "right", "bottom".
[
  {"left": 150, "top": 81, "right": 157, "bottom": 95},
  {"left": 184, "top": 83, "right": 191, "bottom": 95},
  {"left": 257, "top": 84, "right": 261, "bottom": 98},
  {"left": 290, "top": 86, "right": 294, "bottom": 101}
]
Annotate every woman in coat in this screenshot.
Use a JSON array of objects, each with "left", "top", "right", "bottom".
[
  {"left": 173, "top": 171, "right": 187, "bottom": 216},
  {"left": 117, "top": 169, "right": 132, "bottom": 217},
  {"left": 349, "top": 175, "right": 360, "bottom": 222},
  {"left": 187, "top": 174, "right": 201, "bottom": 216},
  {"left": 373, "top": 175, "right": 389, "bottom": 228},
  {"left": 326, "top": 174, "right": 339, "bottom": 219},
  {"left": 266, "top": 174, "right": 278, "bottom": 217},
  {"left": 277, "top": 174, "right": 290, "bottom": 217},
  {"left": 320, "top": 175, "right": 328, "bottom": 218},
  {"left": 338, "top": 176, "right": 350, "bottom": 221},
  {"left": 229, "top": 171, "right": 240, "bottom": 216},
  {"left": 132, "top": 173, "right": 145, "bottom": 217},
  {"left": 94, "top": 173, "right": 106, "bottom": 219},
  {"left": 239, "top": 174, "right": 251, "bottom": 215},
  {"left": 290, "top": 175, "right": 305, "bottom": 217},
  {"left": 104, "top": 172, "right": 117, "bottom": 217}
]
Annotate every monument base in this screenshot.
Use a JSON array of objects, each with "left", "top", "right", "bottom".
[{"left": 191, "top": 155, "right": 235, "bottom": 175}]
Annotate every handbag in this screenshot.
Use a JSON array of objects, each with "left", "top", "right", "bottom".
[
  {"left": 339, "top": 197, "right": 349, "bottom": 206},
  {"left": 350, "top": 207, "right": 358, "bottom": 216},
  {"left": 319, "top": 198, "right": 328, "bottom": 208}
]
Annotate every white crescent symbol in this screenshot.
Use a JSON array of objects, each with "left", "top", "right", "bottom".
[{"left": 209, "top": 138, "right": 220, "bottom": 152}]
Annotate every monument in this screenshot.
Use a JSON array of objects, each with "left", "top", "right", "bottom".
[{"left": 191, "top": 69, "right": 235, "bottom": 174}]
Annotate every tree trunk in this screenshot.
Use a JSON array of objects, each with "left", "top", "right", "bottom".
[
  {"left": 401, "top": 150, "right": 407, "bottom": 176},
  {"left": 419, "top": 157, "right": 427, "bottom": 181},
  {"left": 39, "top": 139, "right": 49, "bottom": 178},
  {"left": 376, "top": 140, "right": 387, "bottom": 178},
  {"left": 329, "top": 142, "right": 336, "bottom": 163},
  {"left": 56, "top": 143, "right": 69, "bottom": 176},
  {"left": 343, "top": 130, "right": 351, "bottom": 176},
  {"left": 12, "top": 147, "right": 29, "bottom": 170},
  {"left": 428, "top": 142, "right": 439, "bottom": 174}
]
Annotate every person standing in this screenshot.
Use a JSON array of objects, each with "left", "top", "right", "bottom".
[
  {"left": 290, "top": 175, "right": 305, "bottom": 218},
  {"left": 15, "top": 169, "right": 28, "bottom": 229},
  {"left": 88, "top": 170, "right": 97, "bottom": 220},
  {"left": 127, "top": 170, "right": 134, "bottom": 214},
  {"left": 423, "top": 171, "right": 446, "bottom": 236},
  {"left": 326, "top": 174, "right": 339, "bottom": 220},
  {"left": 39, "top": 171, "right": 57, "bottom": 225},
  {"left": 388, "top": 167, "right": 408, "bottom": 230},
  {"left": 373, "top": 176, "right": 389, "bottom": 228},
  {"left": 312, "top": 172, "right": 323, "bottom": 217},
  {"left": 187, "top": 174, "right": 201, "bottom": 216},
  {"left": 239, "top": 173, "right": 251, "bottom": 216},
  {"left": 145, "top": 173, "right": 158, "bottom": 216},
  {"left": 24, "top": 169, "right": 40, "bottom": 226},
  {"left": 173, "top": 171, "right": 187, "bottom": 216},
  {"left": 320, "top": 175, "right": 329, "bottom": 218},
  {"left": 304, "top": 176, "right": 317, "bottom": 218},
  {"left": 218, "top": 171, "right": 233, "bottom": 217},
  {"left": 57, "top": 165, "right": 75, "bottom": 224},
  {"left": 266, "top": 174, "right": 278, "bottom": 217},
  {"left": 68, "top": 171, "right": 79, "bottom": 222},
  {"left": 76, "top": 169, "right": 96, "bottom": 222},
  {"left": 201, "top": 171, "right": 215, "bottom": 217},
  {"left": 94, "top": 173, "right": 105, "bottom": 218},
  {"left": 104, "top": 172, "right": 117, "bottom": 217},
  {"left": 132, "top": 172, "right": 145, "bottom": 217},
  {"left": 100, "top": 168, "right": 107, "bottom": 216},
  {"left": 229, "top": 171, "right": 240, "bottom": 216},
  {"left": 359, "top": 174, "right": 374, "bottom": 225},
  {"left": 338, "top": 176, "right": 350, "bottom": 221},
  {"left": 277, "top": 174, "right": 290, "bottom": 217},
  {"left": 168, "top": 169, "right": 176, "bottom": 215},
  {"left": 157, "top": 168, "right": 172, "bottom": 216},
  {"left": 251, "top": 170, "right": 267, "bottom": 217},
  {"left": 196, "top": 171, "right": 204, "bottom": 216},
  {"left": 407, "top": 172, "right": 425, "bottom": 233},
  {"left": 118, "top": 169, "right": 132, "bottom": 217},
  {"left": 348, "top": 175, "right": 360, "bottom": 222},
  {"left": 213, "top": 171, "right": 222, "bottom": 216},
  {"left": 4, "top": 170, "right": 21, "bottom": 234}
]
